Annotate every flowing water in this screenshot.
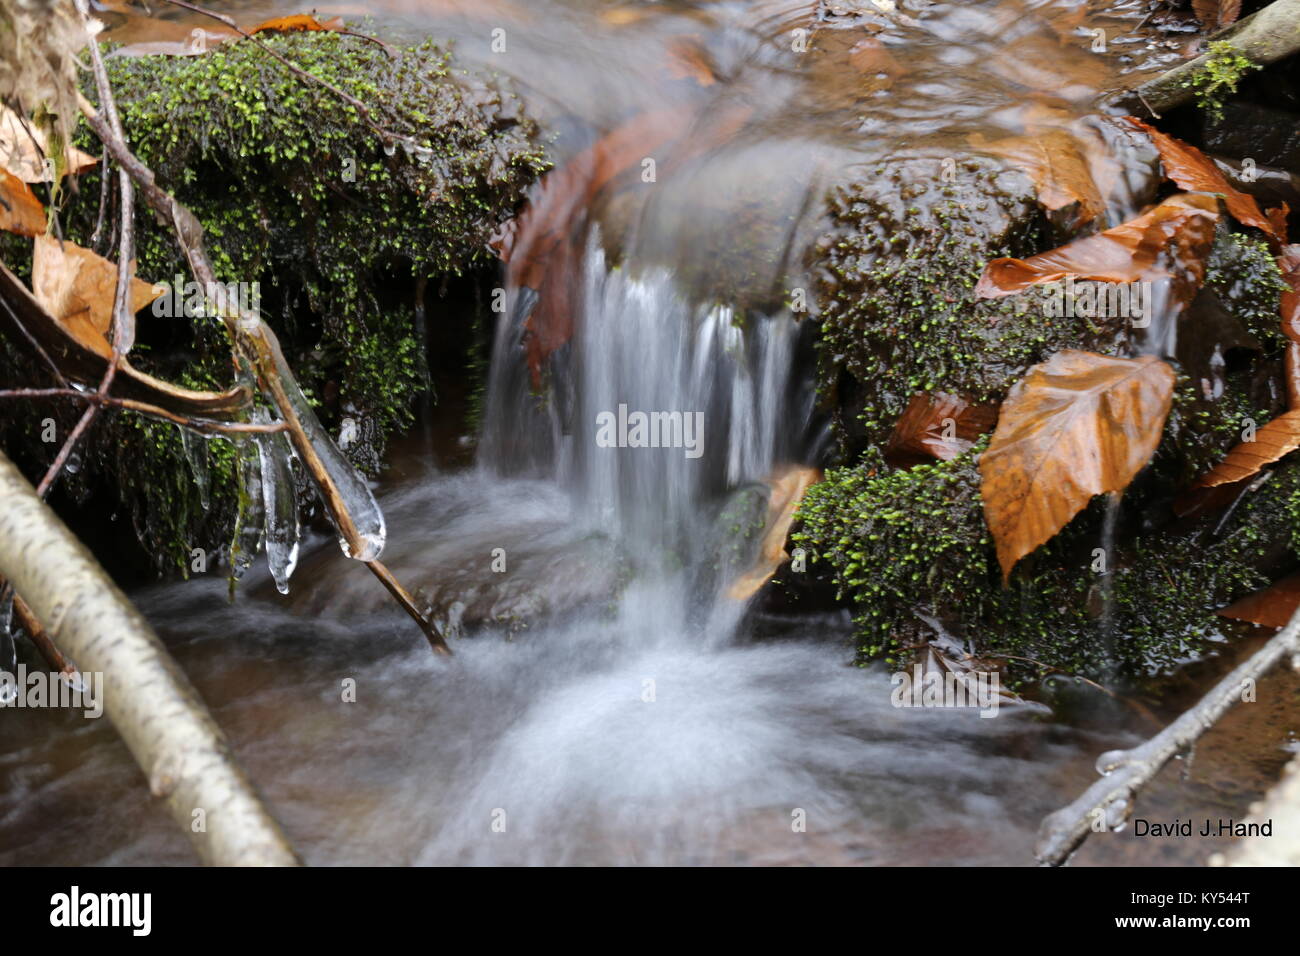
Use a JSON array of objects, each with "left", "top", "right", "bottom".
[{"left": 0, "top": 0, "right": 1296, "bottom": 865}]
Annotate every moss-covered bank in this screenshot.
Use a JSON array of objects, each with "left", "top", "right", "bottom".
[{"left": 0, "top": 31, "right": 546, "bottom": 574}]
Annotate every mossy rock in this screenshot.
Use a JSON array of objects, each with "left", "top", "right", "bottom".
[
  {"left": 0, "top": 31, "right": 547, "bottom": 574},
  {"left": 792, "top": 442, "right": 1292, "bottom": 679}
]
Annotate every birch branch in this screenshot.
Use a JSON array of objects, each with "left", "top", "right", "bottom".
[{"left": 0, "top": 449, "right": 300, "bottom": 865}]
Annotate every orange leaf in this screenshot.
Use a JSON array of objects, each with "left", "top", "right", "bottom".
[
  {"left": 1217, "top": 570, "right": 1300, "bottom": 629},
  {"left": 249, "top": 14, "right": 346, "bottom": 34},
  {"left": 980, "top": 351, "right": 1175, "bottom": 581},
  {"left": 31, "top": 235, "right": 161, "bottom": 358},
  {"left": 970, "top": 128, "right": 1105, "bottom": 230},
  {"left": 728, "top": 465, "right": 821, "bottom": 601},
  {"left": 0, "top": 168, "right": 46, "bottom": 236},
  {"left": 1122, "top": 116, "right": 1280, "bottom": 242},
  {"left": 885, "top": 392, "right": 999, "bottom": 468},
  {"left": 975, "top": 192, "right": 1218, "bottom": 299},
  {"left": 1191, "top": 409, "right": 1300, "bottom": 489}
]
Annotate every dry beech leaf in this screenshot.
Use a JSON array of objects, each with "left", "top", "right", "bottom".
[
  {"left": 1217, "top": 570, "right": 1300, "bottom": 629},
  {"left": 1192, "top": 0, "right": 1243, "bottom": 31},
  {"left": 980, "top": 351, "right": 1175, "bottom": 581},
  {"left": 975, "top": 192, "right": 1218, "bottom": 300},
  {"left": 1191, "top": 409, "right": 1300, "bottom": 489},
  {"left": 969, "top": 128, "right": 1104, "bottom": 230},
  {"left": 32, "top": 234, "right": 161, "bottom": 358},
  {"left": 0, "top": 107, "right": 97, "bottom": 183},
  {"left": 249, "top": 14, "right": 346, "bottom": 34},
  {"left": 0, "top": 168, "right": 46, "bottom": 236},
  {"left": 1122, "top": 117, "right": 1281, "bottom": 243},
  {"left": 728, "top": 465, "right": 821, "bottom": 601},
  {"left": 885, "top": 392, "right": 999, "bottom": 468}
]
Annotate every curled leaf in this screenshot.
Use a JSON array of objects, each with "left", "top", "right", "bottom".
[
  {"left": 1191, "top": 409, "right": 1300, "bottom": 488},
  {"left": 32, "top": 234, "right": 160, "bottom": 358},
  {"left": 885, "top": 392, "right": 998, "bottom": 467},
  {"left": 1217, "top": 570, "right": 1300, "bottom": 629},
  {"left": 970, "top": 128, "right": 1104, "bottom": 229},
  {"left": 728, "top": 465, "right": 820, "bottom": 600},
  {"left": 975, "top": 192, "right": 1218, "bottom": 301},
  {"left": 980, "top": 351, "right": 1175, "bottom": 581},
  {"left": 1122, "top": 116, "right": 1282, "bottom": 243}
]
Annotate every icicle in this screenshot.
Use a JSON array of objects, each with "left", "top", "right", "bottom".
[
  {"left": 229, "top": 435, "right": 265, "bottom": 587},
  {"left": 179, "top": 426, "right": 211, "bottom": 510},
  {"left": 268, "top": 352, "right": 386, "bottom": 561},
  {"left": 254, "top": 410, "right": 300, "bottom": 595}
]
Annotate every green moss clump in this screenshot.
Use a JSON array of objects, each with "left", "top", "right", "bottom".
[
  {"left": 794, "top": 443, "right": 1284, "bottom": 678},
  {"left": 1183, "top": 41, "right": 1260, "bottom": 122},
  {"left": 0, "top": 31, "right": 546, "bottom": 573},
  {"left": 812, "top": 155, "right": 1118, "bottom": 452}
]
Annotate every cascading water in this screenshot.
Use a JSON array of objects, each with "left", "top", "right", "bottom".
[{"left": 0, "top": 0, "right": 1278, "bottom": 868}]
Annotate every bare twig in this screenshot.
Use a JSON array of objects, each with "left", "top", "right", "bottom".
[
  {"left": 367, "top": 560, "right": 451, "bottom": 656},
  {"left": 1035, "top": 606, "right": 1300, "bottom": 865},
  {"left": 78, "top": 85, "right": 452, "bottom": 655},
  {"left": 0, "top": 387, "right": 289, "bottom": 433}
]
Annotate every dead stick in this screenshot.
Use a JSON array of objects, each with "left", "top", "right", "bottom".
[
  {"left": 12, "top": 594, "right": 76, "bottom": 677},
  {"left": 79, "top": 94, "right": 451, "bottom": 655},
  {"left": 1035, "top": 605, "right": 1300, "bottom": 865},
  {"left": 366, "top": 560, "right": 451, "bottom": 656}
]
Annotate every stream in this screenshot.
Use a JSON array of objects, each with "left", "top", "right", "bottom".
[{"left": 1, "top": 0, "right": 1297, "bottom": 866}]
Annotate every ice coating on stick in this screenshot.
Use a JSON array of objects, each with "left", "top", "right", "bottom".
[
  {"left": 230, "top": 436, "right": 265, "bottom": 583},
  {"left": 178, "top": 426, "right": 211, "bottom": 511}
]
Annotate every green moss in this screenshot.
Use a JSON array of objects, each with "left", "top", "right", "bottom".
[
  {"left": 1183, "top": 41, "right": 1260, "bottom": 122},
  {"left": 1, "top": 31, "right": 545, "bottom": 573},
  {"left": 794, "top": 442, "right": 1283, "bottom": 679},
  {"left": 812, "top": 156, "right": 1115, "bottom": 452}
]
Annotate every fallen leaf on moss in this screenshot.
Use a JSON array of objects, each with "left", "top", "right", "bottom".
[
  {"left": 885, "top": 392, "right": 999, "bottom": 467},
  {"left": 0, "top": 107, "right": 97, "bottom": 182},
  {"left": 980, "top": 350, "right": 1175, "bottom": 581},
  {"left": 975, "top": 192, "right": 1218, "bottom": 301},
  {"left": 1190, "top": 409, "right": 1300, "bottom": 489},
  {"left": 970, "top": 128, "right": 1104, "bottom": 229},
  {"left": 1217, "top": 570, "right": 1300, "bottom": 629}
]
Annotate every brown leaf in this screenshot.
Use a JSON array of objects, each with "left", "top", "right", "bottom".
[
  {"left": 970, "top": 128, "right": 1105, "bottom": 229},
  {"left": 0, "top": 168, "right": 46, "bottom": 236},
  {"left": 1192, "top": 0, "right": 1243, "bottom": 31},
  {"left": 980, "top": 351, "right": 1176, "bottom": 581},
  {"left": 1217, "top": 570, "right": 1300, "bottom": 629},
  {"left": 0, "top": 107, "right": 97, "bottom": 183},
  {"left": 728, "top": 465, "right": 821, "bottom": 600},
  {"left": 885, "top": 392, "right": 999, "bottom": 467},
  {"left": 249, "top": 14, "right": 346, "bottom": 35},
  {"left": 1190, "top": 409, "right": 1300, "bottom": 488},
  {"left": 1122, "top": 117, "right": 1280, "bottom": 243},
  {"left": 975, "top": 192, "right": 1218, "bottom": 300},
  {"left": 1267, "top": 202, "right": 1289, "bottom": 244},
  {"left": 847, "top": 37, "right": 906, "bottom": 78},
  {"left": 31, "top": 235, "right": 161, "bottom": 358}
]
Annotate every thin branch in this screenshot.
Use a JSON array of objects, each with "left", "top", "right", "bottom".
[
  {"left": 0, "top": 388, "right": 289, "bottom": 433},
  {"left": 1035, "top": 606, "right": 1300, "bottom": 865}
]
